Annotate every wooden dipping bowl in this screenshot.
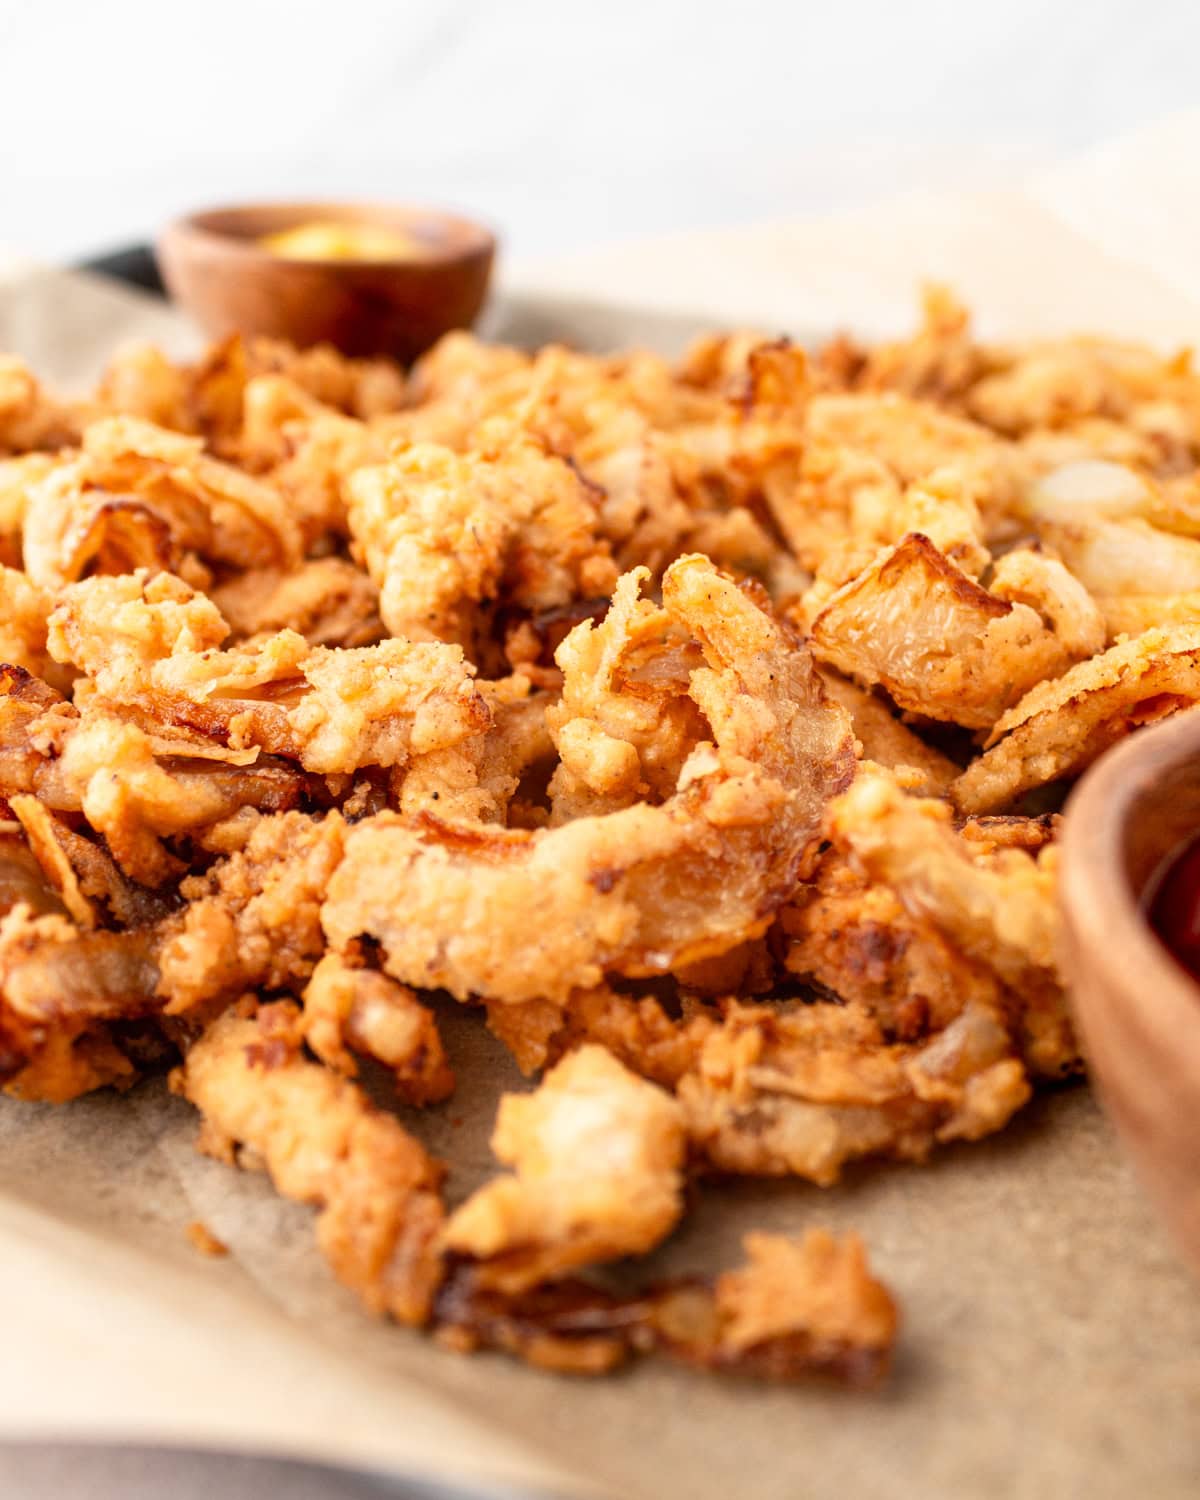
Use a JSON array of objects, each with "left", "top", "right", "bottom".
[
  {"left": 1060, "top": 708, "right": 1200, "bottom": 1275},
  {"left": 157, "top": 201, "right": 496, "bottom": 362}
]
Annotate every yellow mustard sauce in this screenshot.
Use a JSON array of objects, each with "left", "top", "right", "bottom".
[{"left": 258, "top": 220, "right": 429, "bottom": 261}]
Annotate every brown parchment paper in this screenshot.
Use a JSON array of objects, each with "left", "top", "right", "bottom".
[{"left": 2, "top": 235, "right": 1200, "bottom": 1500}]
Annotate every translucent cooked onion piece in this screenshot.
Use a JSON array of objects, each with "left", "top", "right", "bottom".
[{"left": 810, "top": 534, "right": 1088, "bottom": 730}]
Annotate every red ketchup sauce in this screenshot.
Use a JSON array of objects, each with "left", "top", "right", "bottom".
[{"left": 1146, "top": 832, "right": 1200, "bottom": 982}]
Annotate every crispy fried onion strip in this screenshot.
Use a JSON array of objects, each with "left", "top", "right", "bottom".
[
  {"left": 437, "top": 1226, "right": 899, "bottom": 1385},
  {"left": 781, "top": 848, "right": 1012, "bottom": 1040},
  {"left": 47, "top": 570, "right": 491, "bottom": 776},
  {"left": 156, "top": 810, "right": 344, "bottom": 1015},
  {"left": 346, "top": 430, "right": 618, "bottom": 648},
  {"left": 817, "top": 670, "right": 958, "bottom": 796},
  {"left": 544, "top": 564, "right": 710, "bottom": 820},
  {"left": 301, "top": 951, "right": 453, "bottom": 1106},
  {"left": 175, "top": 1002, "right": 446, "bottom": 1325},
  {"left": 52, "top": 711, "right": 307, "bottom": 888},
  {"left": 830, "top": 770, "right": 1059, "bottom": 988},
  {"left": 827, "top": 773, "right": 1075, "bottom": 1079},
  {"left": 679, "top": 998, "right": 1030, "bottom": 1184},
  {"left": 954, "top": 624, "right": 1200, "bottom": 813},
  {"left": 22, "top": 416, "right": 302, "bottom": 590},
  {"left": 323, "top": 556, "right": 856, "bottom": 1003},
  {"left": 0, "top": 906, "right": 161, "bottom": 1102},
  {"left": 0, "top": 668, "right": 309, "bottom": 890},
  {"left": 487, "top": 974, "right": 1040, "bottom": 1181}
]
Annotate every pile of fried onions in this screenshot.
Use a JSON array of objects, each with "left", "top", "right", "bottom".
[{"left": 4, "top": 289, "right": 1198, "bottom": 1382}]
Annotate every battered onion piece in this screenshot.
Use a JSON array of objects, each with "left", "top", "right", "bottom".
[
  {"left": 176, "top": 1004, "right": 446, "bottom": 1325},
  {"left": 0, "top": 356, "right": 81, "bottom": 455},
  {"left": 680, "top": 998, "right": 1030, "bottom": 1183},
  {"left": 156, "top": 811, "right": 344, "bottom": 1015},
  {"left": 810, "top": 534, "right": 1079, "bottom": 729},
  {"left": 49, "top": 571, "right": 491, "bottom": 777},
  {"left": 22, "top": 416, "right": 302, "bottom": 590},
  {"left": 658, "top": 1230, "right": 899, "bottom": 1385},
  {"left": 781, "top": 850, "right": 1010, "bottom": 1039},
  {"left": 817, "top": 670, "right": 958, "bottom": 796},
  {"left": 94, "top": 343, "right": 194, "bottom": 432},
  {"left": 394, "top": 674, "right": 554, "bottom": 826},
  {"left": 485, "top": 985, "right": 717, "bottom": 1085},
  {"left": 48, "top": 569, "right": 229, "bottom": 679},
  {"left": 987, "top": 546, "right": 1106, "bottom": 660},
  {"left": 545, "top": 565, "right": 708, "bottom": 819},
  {"left": 438, "top": 1226, "right": 899, "bottom": 1384},
  {"left": 964, "top": 337, "right": 1193, "bottom": 438},
  {"left": 301, "top": 951, "right": 453, "bottom": 1105},
  {"left": 7, "top": 792, "right": 166, "bottom": 929},
  {"left": 830, "top": 779, "right": 1074, "bottom": 1080},
  {"left": 1033, "top": 515, "right": 1200, "bottom": 639},
  {"left": 444, "top": 1045, "right": 685, "bottom": 1293},
  {"left": 346, "top": 430, "right": 618, "bottom": 650},
  {"left": 763, "top": 447, "right": 880, "bottom": 580},
  {"left": 855, "top": 285, "right": 983, "bottom": 402},
  {"left": 954, "top": 624, "right": 1200, "bottom": 814},
  {"left": 0, "top": 566, "right": 65, "bottom": 689},
  {"left": 323, "top": 556, "right": 856, "bottom": 1004},
  {"left": 212, "top": 557, "right": 383, "bottom": 648},
  {"left": 106, "top": 333, "right": 407, "bottom": 452},
  {"left": 0, "top": 906, "right": 160, "bottom": 1102},
  {"left": 829, "top": 770, "right": 1059, "bottom": 990},
  {"left": 8, "top": 794, "right": 97, "bottom": 927},
  {"left": 0, "top": 452, "right": 57, "bottom": 565},
  {"left": 235, "top": 381, "right": 394, "bottom": 542},
  {"left": 50, "top": 709, "right": 306, "bottom": 886},
  {"left": 805, "top": 391, "right": 1005, "bottom": 488}
]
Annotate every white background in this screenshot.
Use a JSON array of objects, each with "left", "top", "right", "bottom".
[{"left": 0, "top": 0, "right": 1195, "bottom": 263}]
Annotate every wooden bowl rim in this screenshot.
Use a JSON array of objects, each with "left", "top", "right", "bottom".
[
  {"left": 160, "top": 200, "right": 497, "bottom": 269},
  {"left": 1060, "top": 707, "right": 1200, "bottom": 1031}
]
